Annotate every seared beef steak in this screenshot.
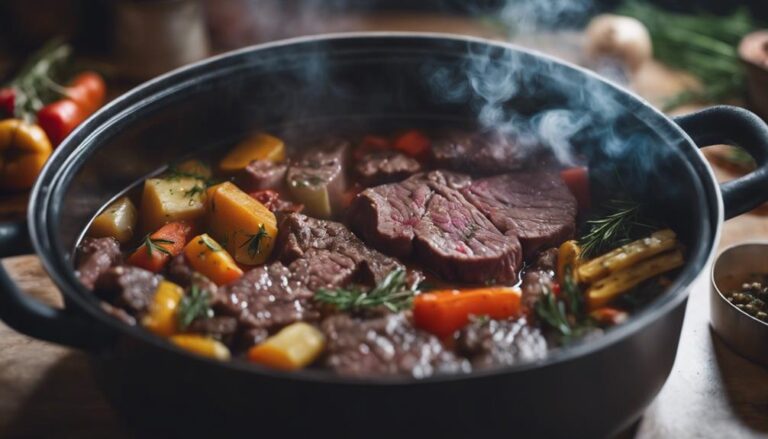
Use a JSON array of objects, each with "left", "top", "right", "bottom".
[
  {"left": 350, "top": 171, "right": 522, "bottom": 283},
  {"left": 76, "top": 237, "right": 122, "bottom": 289},
  {"left": 355, "top": 149, "right": 421, "bottom": 185},
  {"left": 322, "top": 313, "right": 470, "bottom": 377},
  {"left": 461, "top": 171, "right": 577, "bottom": 257},
  {"left": 456, "top": 317, "right": 548, "bottom": 368},
  {"left": 431, "top": 131, "right": 527, "bottom": 174}
]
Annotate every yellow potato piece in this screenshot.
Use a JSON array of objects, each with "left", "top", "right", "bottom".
[
  {"left": 142, "top": 280, "right": 184, "bottom": 337},
  {"left": 219, "top": 133, "right": 285, "bottom": 172},
  {"left": 206, "top": 182, "right": 277, "bottom": 265},
  {"left": 140, "top": 177, "right": 207, "bottom": 232},
  {"left": 248, "top": 322, "right": 325, "bottom": 370},
  {"left": 170, "top": 334, "right": 231, "bottom": 361},
  {"left": 88, "top": 197, "right": 138, "bottom": 243}
]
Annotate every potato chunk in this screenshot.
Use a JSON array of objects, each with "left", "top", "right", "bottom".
[
  {"left": 206, "top": 182, "right": 277, "bottom": 265},
  {"left": 219, "top": 133, "right": 285, "bottom": 172},
  {"left": 140, "top": 177, "right": 207, "bottom": 232},
  {"left": 88, "top": 196, "right": 138, "bottom": 243}
]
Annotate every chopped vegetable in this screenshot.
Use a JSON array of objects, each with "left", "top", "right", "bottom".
[
  {"left": 584, "top": 14, "right": 652, "bottom": 72},
  {"left": 171, "top": 159, "right": 213, "bottom": 180},
  {"left": 247, "top": 322, "right": 325, "bottom": 370},
  {"left": 142, "top": 280, "right": 184, "bottom": 336},
  {"left": 140, "top": 176, "right": 207, "bottom": 232},
  {"left": 560, "top": 166, "right": 590, "bottom": 211},
  {"left": 393, "top": 129, "right": 430, "bottom": 158},
  {"left": 315, "top": 268, "right": 415, "bottom": 312},
  {"left": 587, "top": 249, "right": 684, "bottom": 310},
  {"left": 206, "top": 181, "right": 277, "bottom": 265},
  {"left": 177, "top": 284, "right": 214, "bottom": 330},
  {"left": 578, "top": 229, "right": 677, "bottom": 283},
  {"left": 0, "top": 119, "right": 52, "bottom": 191},
  {"left": 413, "top": 287, "right": 521, "bottom": 338},
  {"left": 88, "top": 196, "right": 138, "bottom": 243},
  {"left": 183, "top": 234, "right": 243, "bottom": 285},
  {"left": 127, "top": 221, "right": 193, "bottom": 272},
  {"left": 170, "top": 334, "right": 231, "bottom": 361},
  {"left": 219, "top": 132, "right": 285, "bottom": 172},
  {"left": 557, "top": 240, "right": 582, "bottom": 285}
]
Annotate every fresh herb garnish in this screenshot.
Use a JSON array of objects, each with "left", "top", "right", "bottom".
[
  {"left": 185, "top": 184, "right": 206, "bottom": 198},
  {"left": 198, "top": 235, "right": 221, "bottom": 252},
  {"left": 578, "top": 198, "right": 655, "bottom": 259},
  {"left": 177, "top": 285, "right": 214, "bottom": 330},
  {"left": 240, "top": 225, "right": 269, "bottom": 258},
  {"left": 534, "top": 266, "right": 593, "bottom": 340},
  {"left": 140, "top": 235, "right": 174, "bottom": 257},
  {"left": 315, "top": 268, "right": 416, "bottom": 312}
]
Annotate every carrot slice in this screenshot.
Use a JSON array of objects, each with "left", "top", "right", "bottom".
[
  {"left": 183, "top": 234, "right": 243, "bottom": 285},
  {"left": 413, "top": 287, "right": 522, "bottom": 338},
  {"left": 127, "top": 221, "right": 193, "bottom": 272}
]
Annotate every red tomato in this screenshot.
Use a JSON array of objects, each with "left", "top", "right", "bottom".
[
  {"left": 0, "top": 88, "right": 15, "bottom": 117},
  {"left": 37, "top": 100, "right": 87, "bottom": 146},
  {"left": 560, "top": 166, "right": 591, "bottom": 211},
  {"left": 66, "top": 71, "right": 106, "bottom": 114}
]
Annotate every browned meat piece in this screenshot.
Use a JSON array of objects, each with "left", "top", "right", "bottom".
[
  {"left": 521, "top": 248, "right": 558, "bottom": 311},
  {"left": 455, "top": 317, "right": 548, "bottom": 368},
  {"left": 187, "top": 316, "right": 238, "bottom": 344},
  {"left": 349, "top": 171, "right": 522, "bottom": 284},
  {"left": 431, "top": 131, "right": 527, "bottom": 174},
  {"left": 355, "top": 149, "right": 421, "bottom": 185},
  {"left": 94, "top": 265, "right": 162, "bottom": 316},
  {"left": 286, "top": 139, "right": 348, "bottom": 218},
  {"left": 249, "top": 189, "right": 303, "bottom": 214},
  {"left": 461, "top": 171, "right": 577, "bottom": 257},
  {"left": 76, "top": 237, "right": 122, "bottom": 289},
  {"left": 321, "top": 313, "right": 470, "bottom": 377},
  {"left": 276, "top": 213, "right": 404, "bottom": 286},
  {"left": 238, "top": 159, "right": 288, "bottom": 192}
]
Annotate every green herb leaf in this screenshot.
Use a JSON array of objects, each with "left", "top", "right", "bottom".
[
  {"left": 315, "top": 268, "right": 416, "bottom": 312},
  {"left": 578, "top": 198, "right": 655, "bottom": 259},
  {"left": 198, "top": 235, "right": 221, "bottom": 252},
  {"left": 140, "top": 235, "right": 174, "bottom": 258},
  {"left": 177, "top": 285, "right": 213, "bottom": 330},
  {"left": 240, "top": 225, "right": 269, "bottom": 258}
]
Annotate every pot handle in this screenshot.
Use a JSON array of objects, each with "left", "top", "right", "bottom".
[
  {"left": 673, "top": 105, "right": 768, "bottom": 220},
  {"left": 0, "top": 220, "right": 110, "bottom": 350}
]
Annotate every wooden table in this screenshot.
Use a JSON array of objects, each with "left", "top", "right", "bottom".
[{"left": 1, "top": 13, "right": 768, "bottom": 438}]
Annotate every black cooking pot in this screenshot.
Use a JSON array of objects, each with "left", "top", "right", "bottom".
[{"left": 2, "top": 33, "right": 768, "bottom": 438}]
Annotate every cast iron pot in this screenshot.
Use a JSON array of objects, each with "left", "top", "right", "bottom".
[{"left": 2, "top": 33, "right": 768, "bottom": 438}]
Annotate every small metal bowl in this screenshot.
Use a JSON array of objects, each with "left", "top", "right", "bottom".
[{"left": 711, "top": 242, "right": 768, "bottom": 367}]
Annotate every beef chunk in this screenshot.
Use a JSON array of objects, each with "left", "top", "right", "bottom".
[
  {"left": 276, "top": 213, "right": 404, "bottom": 286},
  {"left": 76, "top": 237, "right": 122, "bottom": 289},
  {"left": 355, "top": 150, "right": 421, "bottom": 185},
  {"left": 94, "top": 265, "right": 162, "bottom": 316},
  {"left": 350, "top": 171, "right": 522, "bottom": 284},
  {"left": 460, "top": 171, "right": 577, "bottom": 257},
  {"left": 239, "top": 159, "right": 288, "bottom": 192},
  {"left": 456, "top": 317, "right": 548, "bottom": 368},
  {"left": 167, "top": 254, "right": 220, "bottom": 300},
  {"left": 521, "top": 248, "right": 558, "bottom": 310},
  {"left": 250, "top": 189, "right": 303, "bottom": 214},
  {"left": 187, "top": 316, "right": 238, "bottom": 343},
  {"left": 322, "top": 313, "right": 470, "bottom": 377},
  {"left": 431, "top": 131, "right": 526, "bottom": 174},
  {"left": 286, "top": 139, "right": 348, "bottom": 218}
]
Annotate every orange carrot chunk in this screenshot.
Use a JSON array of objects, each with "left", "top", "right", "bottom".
[
  {"left": 127, "top": 221, "right": 193, "bottom": 272},
  {"left": 413, "top": 287, "right": 522, "bottom": 338},
  {"left": 393, "top": 129, "right": 430, "bottom": 158}
]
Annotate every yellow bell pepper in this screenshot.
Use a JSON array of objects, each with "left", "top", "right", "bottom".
[
  {"left": 0, "top": 119, "right": 52, "bottom": 191},
  {"left": 206, "top": 182, "right": 277, "bottom": 265},
  {"left": 170, "top": 334, "right": 231, "bottom": 361},
  {"left": 247, "top": 322, "right": 325, "bottom": 370},
  {"left": 219, "top": 132, "right": 285, "bottom": 172},
  {"left": 184, "top": 233, "right": 244, "bottom": 285},
  {"left": 142, "top": 280, "right": 184, "bottom": 336}
]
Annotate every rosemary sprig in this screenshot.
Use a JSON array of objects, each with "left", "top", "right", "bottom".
[
  {"left": 534, "top": 267, "right": 593, "bottom": 340},
  {"left": 140, "top": 235, "right": 174, "bottom": 257},
  {"left": 198, "top": 235, "right": 221, "bottom": 252},
  {"left": 240, "top": 225, "right": 269, "bottom": 258},
  {"left": 177, "top": 285, "right": 214, "bottom": 330},
  {"left": 8, "top": 40, "right": 72, "bottom": 121},
  {"left": 578, "top": 198, "right": 654, "bottom": 259},
  {"left": 315, "top": 268, "right": 416, "bottom": 312}
]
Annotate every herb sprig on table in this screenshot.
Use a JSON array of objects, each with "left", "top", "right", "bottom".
[
  {"left": 619, "top": 1, "right": 759, "bottom": 109},
  {"left": 315, "top": 268, "right": 416, "bottom": 312}
]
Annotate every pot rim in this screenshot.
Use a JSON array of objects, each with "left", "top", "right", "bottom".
[{"left": 28, "top": 31, "right": 723, "bottom": 385}]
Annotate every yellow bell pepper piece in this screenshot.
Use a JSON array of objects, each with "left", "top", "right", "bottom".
[
  {"left": 219, "top": 132, "right": 285, "bottom": 172},
  {"left": 248, "top": 322, "right": 325, "bottom": 370},
  {"left": 142, "top": 280, "right": 184, "bottom": 336},
  {"left": 170, "top": 334, "right": 231, "bottom": 361},
  {"left": 88, "top": 196, "right": 138, "bottom": 244},
  {"left": 206, "top": 182, "right": 277, "bottom": 265},
  {"left": 0, "top": 119, "right": 52, "bottom": 191},
  {"left": 184, "top": 233, "right": 244, "bottom": 285},
  {"left": 557, "top": 240, "right": 582, "bottom": 285}
]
